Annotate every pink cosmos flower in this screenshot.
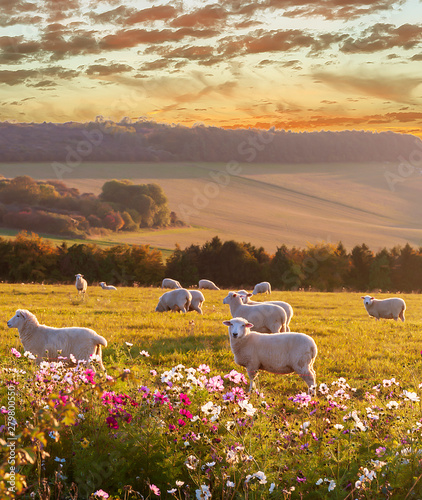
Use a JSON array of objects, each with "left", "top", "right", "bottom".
[
  {"left": 94, "top": 490, "right": 109, "bottom": 499},
  {"left": 178, "top": 419, "right": 186, "bottom": 427},
  {"left": 106, "top": 415, "right": 119, "bottom": 429},
  {"left": 150, "top": 484, "right": 160, "bottom": 496},
  {"left": 179, "top": 408, "right": 193, "bottom": 419},
  {"left": 197, "top": 364, "right": 211, "bottom": 374},
  {"left": 179, "top": 393, "right": 191, "bottom": 406},
  {"left": 206, "top": 375, "right": 224, "bottom": 392},
  {"left": 224, "top": 369, "right": 248, "bottom": 385},
  {"left": 11, "top": 348, "right": 21, "bottom": 358}
]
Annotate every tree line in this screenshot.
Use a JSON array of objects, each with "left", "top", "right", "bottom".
[
  {"left": 2, "top": 233, "right": 422, "bottom": 293},
  {"left": 0, "top": 176, "right": 181, "bottom": 238},
  {"left": 0, "top": 119, "right": 420, "bottom": 164}
]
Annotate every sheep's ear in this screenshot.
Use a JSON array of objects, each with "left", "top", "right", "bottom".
[
  {"left": 247, "top": 293, "right": 253, "bottom": 297},
  {"left": 232, "top": 293, "right": 237, "bottom": 297},
  {"left": 360, "top": 296, "right": 365, "bottom": 299},
  {"left": 370, "top": 296, "right": 375, "bottom": 300},
  {"left": 19, "top": 310, "right": 28, "bottom": 319},
  {"left": 245, "top": 322, "right": 254, "bottom": 328},
  {"left": 222, "top": 320, "right": 232, "bottom": 326}
]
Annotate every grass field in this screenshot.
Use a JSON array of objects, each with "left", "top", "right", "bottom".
[
  {"left": 2, "top": 285, "right": 422, "bottom": 498},
  {"left": 1, "top": 161, "right": 422, "bottom": 254}
]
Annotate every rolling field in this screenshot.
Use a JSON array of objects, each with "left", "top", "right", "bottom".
[
  {"left": 2, "top": 284, "right": 422, "bottom": 498},
  {"left": 1, "top": 161, "right": 422, "bottom": 254}
]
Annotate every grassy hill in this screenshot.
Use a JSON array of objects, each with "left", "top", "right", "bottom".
[{"left": 0, "top": 161, "right": 421, "bottom": 253}]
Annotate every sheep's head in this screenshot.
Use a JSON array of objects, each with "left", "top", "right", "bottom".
[
  {"left": 7, "top": 309, "right": 36, "bottom": 329},
  {"left": 75, "top": 274, "right": 83, "bottom": 280},
  {"left": 361, "top": 295, "right": 374, "bottom": 306},
  {"left": 223, "top": 292, "right": 241, "bottom": 305},
  {"left": 236, "top": 291, "right": 253, "bottom": 304},
  {"left": 223, "top": 318, "right": 253, "bottom": 339}
]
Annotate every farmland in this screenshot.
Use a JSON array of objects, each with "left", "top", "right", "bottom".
[
  {"left": 2, "top": 284, "right": 422, "bottom": 498},
  {"left": 1, "top": 161, "right": 422, "bottom": 254}
]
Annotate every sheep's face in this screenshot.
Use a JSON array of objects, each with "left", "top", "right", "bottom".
[
  {"left": 361, "top": 295, "right": 374, "bottom": 306},
  {"left": 7, "top": 309, "right": 31, "bottom": 329},
  {"left": 155, "top": 301, "right": 165, "bottom": 312},
  {"left": 236, "top": 291, "right": 252, "bottom": 304},
  {"left": 75, "top": 274, "right": 83, "bottom": 280},
  {"left": 223, "top": 292, "right": 240, "bottom": 305},
  {"left": 223, "top": 318, "right": 254, "bottom": 339}
]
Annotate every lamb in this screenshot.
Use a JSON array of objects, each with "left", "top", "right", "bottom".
[
  {"left": 198, "top": 279, "right": 220, "bottom": 290},
  {"left": 75, "top": 273, "right": 87, "bottom": 296},
  {"left": 223, "top": 292, "right": 287, "bottom": 333},
  {"left": 161, "top": 278, "right": 182, "bottom": 289},
  {"left": 7, "top": 309, "right": 107, "bottom": 369},
  {"left": 236, "top": 291, "right": 294, "bottom": 332},
  {"left": 223, "top": 317, "right": 317, "bottom": 394},
  {"left": 361, "top": 295, "right": 406, "bottom": 321},
  {"left": 155, "top": 288, "right": 192, "bottom": 313},
  {"left": 252, "top": 281, "right": 271, "bottom": 295},
  {"left": 99, "top": 282, "right": 117, "bottom": 291},
  {"left": 189, "top": 290, "right": 205, "bottom": 314}
]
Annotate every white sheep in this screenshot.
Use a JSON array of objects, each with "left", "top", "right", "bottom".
[
  {"left": 189, "top": 290, "right": 205, "bottom": 314},
  {"left": 99, "top": 282, "right": 117, "bottom": 291},
  {"left": 223, "top": 292, "right": 287, "bottom": 333},
  {"left": 223, "top": 317, "right": 317, "bottom": 394},
  {"left": 162, "top": 278, "right": 182, "bottom": 289},
  {"left": 361, "top": 295, "right": 406, "bottom": 321},
  {"left": 252, "top": 281, "right": 271, "bottom": 295},
  {"left": 236, "top": 291, "right": 294, "bottom": 332},
  {"left": 155, "top": 288, "right": 192, "bottom": 313},
  {"left": 198, "top": 279, "right": 220, "bottom": 290},
  {"left": 7, "top": 309, "right": 107, "bottom": 369},
  {"left": 75, "top": 273, "right": 87, "bottom": 296}
]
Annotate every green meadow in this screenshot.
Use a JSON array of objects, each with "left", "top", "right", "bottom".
[{"left": 2, "top": 284, "right": 422, "bottom": 498}]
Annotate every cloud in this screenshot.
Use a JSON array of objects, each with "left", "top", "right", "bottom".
[
  {"left": 170, "top": 4, "right": 229, "bottom": 28},
  {"left": 313, "top": 70, "right": 422, "bottom": 103},
  {"left": 100, "top": 28, "right": 185, "bottom": 50},
  {"left": 0, "top": 69, "right": 38, "bottom": 85},
  {"left": 126, "top": 5, "right": 180, "bottom": 25},
  {"left": 341, "top": 23, "right": 422, "bottom": 53},
  {"left": 85, "top": 63, "right": 134, "bottom": 76}
]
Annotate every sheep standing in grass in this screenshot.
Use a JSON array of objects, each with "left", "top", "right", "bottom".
[
  {"left": 223, "top": 292, "right": 287, "bottom": 333},
  {"left": 7, "top": 309, "right": 107, "bottom": 369},
  {"left": 252, "top": 281, "right": 271, "bottom": 295},
  {"left": 75, "top": 273, "right": 87, "bottom": 297},
  {"left": 155, "top": 288, "right": 192, "bottom": 313},
  {"left": 361, "top": 295, "right": 406, "bottom": 321},
  {"left": 99, "top": 282, "right": 117, "bottom": 291},
  {"left": 189, "top": 290, "right": 205, "bottom": 314},
  {"left": 237, "top": 291, "right": 294, "bottom": 331},
  {"left": 162, "top": 278, "right": 182, "bottom": 289},
  {"left": 198, "top": 279, "right": 220, "bottom": 290},
  {"left": 223, "top": 317, "right": 317, "bottom": 394}
]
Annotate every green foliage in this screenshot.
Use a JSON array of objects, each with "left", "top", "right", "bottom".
[{"left": 0, "top": 176, "right": 176, "bottom": 237}]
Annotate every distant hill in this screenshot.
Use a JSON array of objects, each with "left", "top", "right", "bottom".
[{"left": 0, "top": 120, "right": 420, "bottom": 163}]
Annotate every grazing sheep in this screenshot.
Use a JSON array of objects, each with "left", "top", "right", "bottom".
[
  {"left": 99, "top": 282, "right": 117, "bottom": 290},
  {"left": 7, "top": 309, "right": 107, "bottom": 369},
  {"left": 198, "top": 279, "right": 220, "bottom": 290},
  {"left": 236, "top": 291, "right": 294, "bottom": 332},
  {"left": 155, "top": 288, "right": 192, "bottom": 313},
  {"left": 162, "top": 278, "right": 182, "bottom": 289},
  {"left": 223, "top": 292, "right": 287, "bottom": 333},
  {"left": 75, "top": 273, "right": 87, "bottom": 296},
  {"left": 189, "top": 290, "right": 205, "bottom": 314},
  {"left": 223, "top": 317, "right": 317, "bottom": 394},
  {"left": 252, "top": 281, "right": 271, "bottom": 295},
  {"left": 361, "top": 295, "right": 406, "bottom": 321}
]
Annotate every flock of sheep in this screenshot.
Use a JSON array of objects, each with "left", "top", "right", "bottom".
[{"left": 6, "top": 274, "right": 407, "bottom": 396}]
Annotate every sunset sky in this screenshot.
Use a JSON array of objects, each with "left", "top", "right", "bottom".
[{"left": 1, "top": 0, "right": 421, "bottom": 135}]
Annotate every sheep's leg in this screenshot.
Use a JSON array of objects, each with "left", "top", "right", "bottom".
[
  {"left": 247, "top": 369, "right": 258, "bottom": 392},
  {"left": 299, "top": 371, "right": 316, "bottom": 395},
  {"left": 399, "top": 309, "right": 405, "bottom": 322}
]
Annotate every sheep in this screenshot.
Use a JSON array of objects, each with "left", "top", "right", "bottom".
[
  {"left": 162, "top": 278, "right": 182, "bottom": 289},
  {"left": 155, "top": 288, "right": 192, "bottom": 313},
  {"left": 252, "top": 281, "right": 271, "bottom": 295},
  {"left": 361, "top": 295, "right": 406, "bottom": 321},
  {"left": 236, "top": 291, "right": 294, "bottom": 332},
  {"left": 223, "top": 292, "right": 287, "bottom": 333},
  {"left": 75, "top": 273, "right": 87, "bottom": 296},
  {"left": 198, "top": 279, "right": 220, "bottom": 290},
  {"left": 99, "top": 282, "right": 117, "bottom": 291},
  {"left": 7, "top": 309, "right": 107, "bottom": 369},
  {"left": 189, "top": 290, "right": 205, "bottom": 314},
  {"left": 223, "top": 317, "right": 317, "bottom": 394}
]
